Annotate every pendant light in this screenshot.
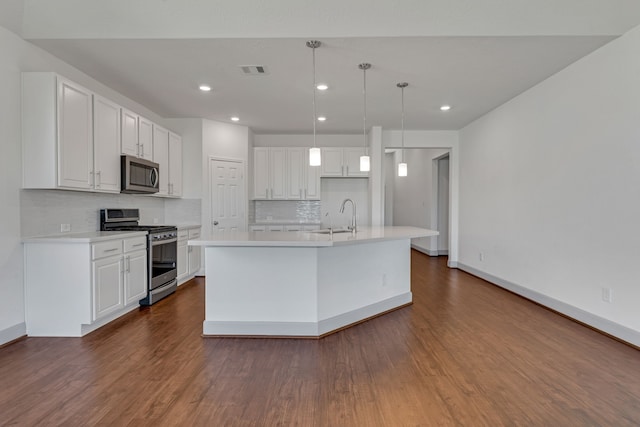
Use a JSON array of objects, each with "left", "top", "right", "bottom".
[
  {"left": 307, "top": 40, "right": 322, "bottom": 166},
  {"left": 359, "top": 63, "right": 371, "bottom": 172},
  {"left": 397, "top": 82, "right": 408, "bottom": 177}
]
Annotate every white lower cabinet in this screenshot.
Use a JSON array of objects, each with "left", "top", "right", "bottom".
[
  {"left": 24, "top": 233, "right": 148, "bottom": 337},
  {"left": 92, "top": 254, "right": 124, "bottom": 321},
  {"left": 178, "top": 226, "right": 201, "bottom": 285}
]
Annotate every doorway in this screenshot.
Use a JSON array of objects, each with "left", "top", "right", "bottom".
[
  {"left": 384, "top": 148, "right": 450, "bottom": 257},
  {"left": 209, "top": 158, "right": 246, "bottom": 232}
]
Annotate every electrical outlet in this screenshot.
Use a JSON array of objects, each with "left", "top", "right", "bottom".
[
  {"left": 60, "top": 224, "right": 71, "bottom": 232},
  {"left": 479, "top": 252, "right": 484, "bottom": 262},
  {"left": 602, "top": 288, "right": 613, "bottom": 303}
]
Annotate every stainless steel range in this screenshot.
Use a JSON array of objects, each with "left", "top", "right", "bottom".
[{"left": 100, "top": 208, "right": 177, "bottom": 305}]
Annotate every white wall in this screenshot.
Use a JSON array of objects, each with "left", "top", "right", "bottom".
[
  {"left": 201, "top": 119, "right": 251, "bottom": 237},
  {"left": 458, "top": 24, "right": 640, "bottom": 346}
]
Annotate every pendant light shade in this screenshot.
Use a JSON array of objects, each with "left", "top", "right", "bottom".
[
  {"left": 398, "top": 162, "right": 408, "bottom": 177},
  {"left": 307, "top": 40, "right": 322, "bottom": 166},
  {"left": 359, "top": 63, "right": 371, "bottom": 172},
  {"left": 397, "top": 82, "right": 408, "bottom": 177},
  {"left": 309, "top": 147, "right": 321, "bottom": 166}
]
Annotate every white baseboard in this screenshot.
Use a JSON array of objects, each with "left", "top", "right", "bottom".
[
  {"left": 203, "top": 293, "right": 412, "bottom": 338},
  {"left": 411, "top": 245, "right": 449, "bottom": 257},
  {"left": 456, "top": 263, "right": 640, "bottom": 348},
  {"left": 0, "top": 322, "right": 26, "bottom": 346}
]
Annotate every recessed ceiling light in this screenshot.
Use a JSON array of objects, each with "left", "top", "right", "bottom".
[
  {"left": 231, "top": 116, "right": 240, "bottom": 122},
  {"left": 317, "top": 116, "right": 327, "bottom": 122},
  {"left": 199, "top": 85, "right": 211, "bottom": 92},
  {"left": 440, "top": 105, "right": 451, "bottom": 111},
  {"left": 317, "top": 84, "right": 328, "bottom": 91}
]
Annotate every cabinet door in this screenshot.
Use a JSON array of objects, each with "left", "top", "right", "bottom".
[
  {"left": 320, "top": 148, "right": 344, "bottom": 177},
  {"left": 287, "top": 148, "right": 305, "bottom": 200},
  {"left": 177, "top": 239, "right": 188, "bottom": 281},
  {"left": 188, "top": 245, "right": 201, "bottom": 275},
  {"left": 344, "top": 147, "right": 369, "bottom": 177},
  {"left": 92, "top": 255, "right": 124, "bottom": 321},
  {"left": 121, "top": 108, "right": 139, "bottom": 157},
  {"left": 93, "top": 95, "right": 121, "bottom": 192},
  {"left": 269, "top": 148, "right": 287, "bottom": 199},
  {"left": 153, "top": 125, "right": 169, "bottom": 195},
  {"left": 57, "top": 77, "right": 93, "bottom": 189},
  {"left": 168, "top": 132, "right": 182, "bottom": 197},
  {"left": 124, "top": 249, "right": 147, "bottom": 305},
  {"left": 252, "top": 148, "right": 269, "bottom": 199},
  {"left": 305, "top": 149, "right": 321, "bottom": 200},
  {"left": 188, "top": 228, "right": 201, "bottom": 276},
  {"left": 138, "top": 116, "right": 153, "bottom": 160}
]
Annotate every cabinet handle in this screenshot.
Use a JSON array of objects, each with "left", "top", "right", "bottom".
[
  {"left": 89, "top": 171, "right": 94, "bottom": 186},
  {"left": 96, "top": 171, "right": 101, "bottom": 188},
  {"left": 131, "top": 243, "right": 145, "bottom": 248},
  {"left": 136, "top": 142, "right": 141, "bottom": 157},
  {"left": 140, "top": 144, "right": 145, "bottom": 158},
  {"left": 125, "top": 256, "right": 131, "bottom": 273},
  {"left": 104, "top": 248, "right": 119, "bottom": 253}
]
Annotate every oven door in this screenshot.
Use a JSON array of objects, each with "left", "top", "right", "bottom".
[{"left": 150, "top": 237, "right": 177, "bottom": 290}]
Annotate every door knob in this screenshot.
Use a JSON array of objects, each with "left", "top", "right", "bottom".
[{"left": 213, "top": 221, "right": 219, "bottom": 226}]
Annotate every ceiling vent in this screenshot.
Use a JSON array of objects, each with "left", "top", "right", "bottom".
[{"left": 239, "top": 65, "right": 269, "bottom": 75}]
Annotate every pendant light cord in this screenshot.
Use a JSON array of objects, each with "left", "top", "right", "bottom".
[
  {"left": 401, "top": 85, "right": 405, "bottom": 163},
  {"left": 312, "top": 44, "right": 317, "bottom": 149},
  {"left": 363, "top": 66, "right": 367, "bottom": 156}
]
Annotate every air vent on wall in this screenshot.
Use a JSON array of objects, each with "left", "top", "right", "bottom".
[{"left": 239, "top": 65, "right": 269, "bottom": 75}]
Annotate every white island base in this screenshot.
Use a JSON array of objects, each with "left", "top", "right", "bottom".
[{"left": 194, "top": 227, "right": 436, "bottom": 338}]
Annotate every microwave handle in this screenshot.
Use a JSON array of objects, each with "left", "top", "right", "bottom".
[{"left": 150, "top": 167, "right": 159, "bottom": 188}]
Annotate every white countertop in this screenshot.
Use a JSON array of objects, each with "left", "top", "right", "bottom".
[
  {"left": 23, "top": 230, "right": 148, "bottom": 244},
  {"left": 189, "top": 226, "right": 437, "bottom": 248}
]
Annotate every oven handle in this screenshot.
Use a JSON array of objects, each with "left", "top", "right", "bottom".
[
  {"left": 151, "top": 237, "right": 177, "bottom": 246},
  {"left": 150, "top": 167, "right": 159, "bottom": 188}
]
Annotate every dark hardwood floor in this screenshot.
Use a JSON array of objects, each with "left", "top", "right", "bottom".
[{"left": 2, "top": 251, "right": 640, "bottom": 426}]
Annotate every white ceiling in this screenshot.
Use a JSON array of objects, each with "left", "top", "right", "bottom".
[{"left": 9, "top": 0, "right": 640, "bottom": 134}]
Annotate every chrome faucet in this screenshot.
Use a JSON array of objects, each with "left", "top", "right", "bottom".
[{"left": 339, "top": 198, "right": 357, "bottom": 234}]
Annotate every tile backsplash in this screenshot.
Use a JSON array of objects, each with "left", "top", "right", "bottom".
[
  {"left": 250, "top": 200, "right": 321, "bottom": 223},
  {"left": 20, "top": 189, "right": 201, "bottom": 237}
]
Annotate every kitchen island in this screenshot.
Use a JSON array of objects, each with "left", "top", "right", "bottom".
[{"left": 189, "top": 226, "right": 437, "bottom": 338}]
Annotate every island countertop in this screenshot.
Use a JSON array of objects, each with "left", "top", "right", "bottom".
[{"left": 189, "top": 226, "right": 437, "bottom": 248}]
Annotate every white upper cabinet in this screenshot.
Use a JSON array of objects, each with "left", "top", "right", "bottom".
[
  {"left": 320, "top": 147, "right": 369, "bottom": 178},
  {"left": 57, "top": 77, "right": 94, "bottom": 190},
  {"left": 23, "top": 73, "right": 122, "bottom": 192},
  {"left": 121, "top": 108, "right": 139, "bottom": 157},
  {"left": 168, "top": 132, "right": 183, "bottom": 197},
  {"left": 138, "top": 116, "right": 154, "bottom": 161},
  {"left": 252, "top": 147, "right": 320, "bottom": 200},
  {"left": 22, "top": 72, "right": 181, "bottom": 196},
  {"left": 93, "top": 95, "right": 121, "bottom": 192},
  {"left": 121, "top": 108, "right": 154, "bottom": 161},
  {"left": 153, "top": 124, "right": 170, "bottom": 196}
]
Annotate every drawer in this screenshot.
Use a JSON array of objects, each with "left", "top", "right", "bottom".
[
  {"left": 188, "top": 228, "right": 201, "bottom": 239},
  {"left": 178, "top": 230, "right": 189, "bottom": 241},
  {"left": 123, "top": 236, "right": 147, "bottom": 253},
  {"left": 92, "top": 240, "right": 122, "bottom": 260}
]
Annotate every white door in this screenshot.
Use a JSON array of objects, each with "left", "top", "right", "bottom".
[{"left": 210, "top": 158, "right": 245, "bottom": 232}]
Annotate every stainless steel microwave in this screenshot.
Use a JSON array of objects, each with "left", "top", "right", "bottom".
[{"left": 121, "top": 155, "right": 159, "bottom": 194}]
